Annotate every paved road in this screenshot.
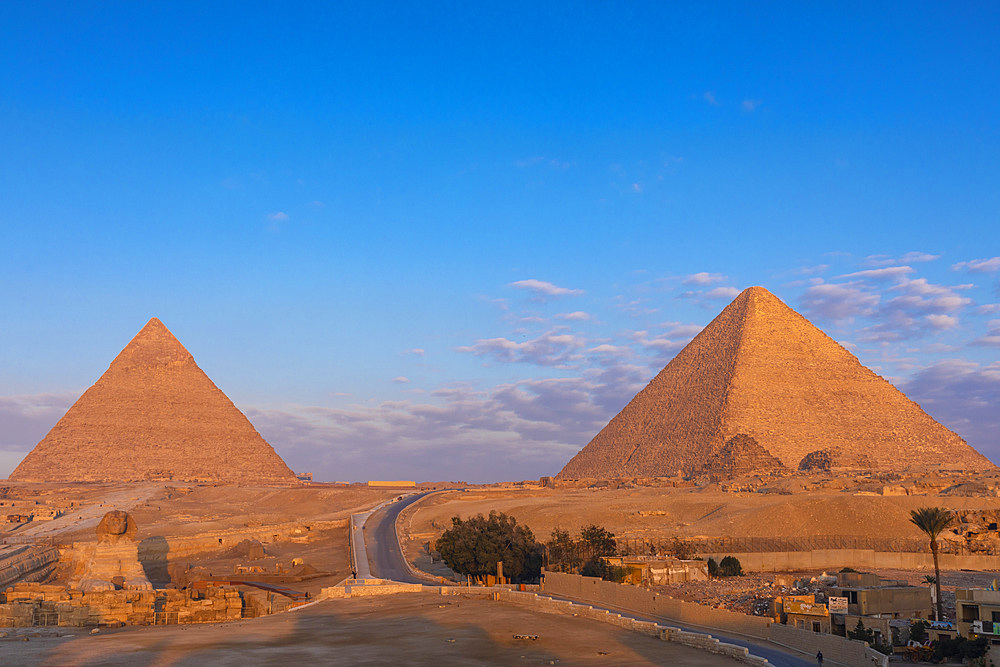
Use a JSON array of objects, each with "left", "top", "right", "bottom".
[{"left": 356, "top": 491, "right": 440, "bottom": 584}]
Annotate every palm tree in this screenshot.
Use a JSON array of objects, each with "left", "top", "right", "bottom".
[{"left": 910, "top": 507, "right": 954, "bottom": 621}]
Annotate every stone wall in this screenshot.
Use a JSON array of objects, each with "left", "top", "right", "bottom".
[
  {"left": 0, "top": 582, "right": 244, "bottom": 627},
  {"left": 542, "top": 571, "right": 887, "bottom": 667},
  {"left": 493, "top": 588, "right": 769, "bottom": 666}
]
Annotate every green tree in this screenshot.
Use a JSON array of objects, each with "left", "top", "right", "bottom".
[
  {"left": 579, "top": 524, "right": 617, "bottom": 559},
  {"left": 545, "top": 528, "right": 581, "bottom": 573},
  {"left": 909, "top": 507, "right": 954, "bottom": 621},
  {"left": 435, "top": 511, "right": 543, "bottom": 583}
]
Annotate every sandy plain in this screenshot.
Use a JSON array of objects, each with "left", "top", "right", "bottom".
[{"left": 402, "top": 474, "right": 1000, "bottom": 548}]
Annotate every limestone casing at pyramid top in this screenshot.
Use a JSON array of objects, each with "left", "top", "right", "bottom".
[{"left": 557, "top": 286, "right": 995, "bottom": 478}]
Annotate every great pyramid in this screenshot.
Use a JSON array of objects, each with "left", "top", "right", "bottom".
[
  {"left": 10, "top": 318, "right": 297, "bottom": 484},
  {"left": 558, "top": 286, "right": 993, "bottom": 478}
]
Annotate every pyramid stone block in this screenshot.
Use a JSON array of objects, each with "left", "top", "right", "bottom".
[
  {"left": 558, "top": 287, "right": 993, "bottom": 478},
  {"left": 10, "top": 318, "right": 297, "bottom": 484}
]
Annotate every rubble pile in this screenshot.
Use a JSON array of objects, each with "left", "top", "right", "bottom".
[
  {"left": 652, "top": 573, "right": 828, "bottom": 616},
  {"left": 798, "top": 447, "right": 873, "bottom": 472}
]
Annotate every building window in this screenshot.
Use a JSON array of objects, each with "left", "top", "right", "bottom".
[
  {"left": 847, "top": 591, "right": 858, "bottom": 604},
  {"left": 992, "top": 611, "right": 1000, "bottom": 624},
  {"left": 812, "top": 622, "right": 821, "bottom": 633},
  {"left": 962, "top": 605, "right": 980, "bottom": 622}
]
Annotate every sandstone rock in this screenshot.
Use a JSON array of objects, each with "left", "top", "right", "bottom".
[
  {"left": 9, "top": 318, "right": 297, "bottom": 484},
  {"left": 559, "top": 286, "right": 994, "bottom": 478}
]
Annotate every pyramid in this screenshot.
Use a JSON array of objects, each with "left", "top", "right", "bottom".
[
  {"left": 698, "top": 433, "right": 786, "bottom": 478},
  {"left": 10, "top": 318, "right": 298, "bottom": 484},
  {"left": 558, "top": 287, "right": 994, "bottom": 478}
]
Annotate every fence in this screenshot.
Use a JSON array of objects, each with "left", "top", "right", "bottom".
[{"left": 616, "top": 535, "right": 988, "bottom": 556}]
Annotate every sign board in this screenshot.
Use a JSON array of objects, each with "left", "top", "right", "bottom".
[{"left": 828, "top": 597, "right": 848, "bottom": 614}]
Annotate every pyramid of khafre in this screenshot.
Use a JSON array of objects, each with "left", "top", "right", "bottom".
[
  {"left": 558, "top": 286, "right": 994, "bottom": 478},
  {"left": 9, "top": 318, "right": 297, "bottom": 484}
]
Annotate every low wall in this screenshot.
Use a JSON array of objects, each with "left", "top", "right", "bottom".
[
  {"left": 321, "top": 579, "right": 424, "bottom": 599},
  {"left": 543, "top": 570, "right": 771, "bottom": 639},
  {"left": 542, "top": 571, "right": 887, "bottom": 667},
  {"left": 494, "top": 589, "right": 769, "bottom": 666},
  {"left": 700, "top": 550, "right": 1000, "bottom": 572}
]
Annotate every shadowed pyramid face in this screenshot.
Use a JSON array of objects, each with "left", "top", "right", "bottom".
[
  {"left": 558, "top": 286, "right": 993, "bottom": 479},
  {"left": 9, "top": 318, "right": 298, "bottom": 485}
]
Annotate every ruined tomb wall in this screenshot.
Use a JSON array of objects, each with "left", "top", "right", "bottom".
[{"left": 699, "top": 550, "right": 1000, "bottom": 572}]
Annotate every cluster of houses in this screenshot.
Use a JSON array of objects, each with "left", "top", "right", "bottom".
[{"left": 603, "top": 558, "right": 1000, "bottom": 652}]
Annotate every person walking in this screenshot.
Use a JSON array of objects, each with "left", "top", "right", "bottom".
[{"left": 816, "top": 650, "right": 823, "bottom": 665}]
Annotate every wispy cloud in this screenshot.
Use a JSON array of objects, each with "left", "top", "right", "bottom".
[
  {"left": 838, "top": 266, "right": 915, "bottom": 281},
  {"left": 800, "top": 282, "right": 880, "bottom": 321},
  {"left": 863, "top": 252, "right": 940, "bottom": 267},
  {"left": 555, "top": 311, "right": 592, "bottom": 322},
  {"left": 703, "top": 91, "right": 718, "bottom": 105},
  {"left": 741, "top": 99, "right": 761, "bottom": 112},
  {"left": 901, "top": 360, "right": 1000, "bottom": 462},
  {"left": 508, "top": 279, "right": 584, "bottom": 301},
  {"left": 0, "top": 392, "right": 80, "bottom": 475},
  {"left": 267, "top": 212, "right": 289, "bottom": 221},
  {"left": 682, "top": 272, "right": 727, "bottom": 286},
  {"left": 457, "top": 332, "right": 586, "bottom": 367},
  {"left": 953, "top": 257, "right": 1000, "bottom": 273},
  {"left": 972, "top": 320, "right": 1000, "bottom": 347}
]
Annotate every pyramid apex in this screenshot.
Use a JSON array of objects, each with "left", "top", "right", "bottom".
[{"left": 738, "top": 285, "right": 777, "bottom": 299}]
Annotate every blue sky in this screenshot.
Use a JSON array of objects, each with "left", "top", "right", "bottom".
[{"left": 1, "top": 2, "right": 998, "bottom": 482}]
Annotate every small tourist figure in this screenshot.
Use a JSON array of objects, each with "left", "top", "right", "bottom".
[
  {"left": 352, "top": 569, "right": 357, "bottom": 580},
  {"left": 816, "top": 650, "right": 823, "bottom": 665}
]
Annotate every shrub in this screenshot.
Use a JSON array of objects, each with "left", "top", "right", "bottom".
[{"left": 719, "top": 556, "right": 743, "bottom": 577}]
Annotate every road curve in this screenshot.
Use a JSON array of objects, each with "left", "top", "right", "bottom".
[{"left": 361, "top": 490, "right": 442, "bottom": 584}]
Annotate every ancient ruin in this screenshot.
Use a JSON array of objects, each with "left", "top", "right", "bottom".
[
  {"left": 559, "top": 286, "right": 993, "bottom": 478},
  {"left": 72, "top": 510, "right": 151, "bottom": 592},
  {"left": 698, "top": 434, "right": 786, "bottom": 478},
  {"left": 9, "top": 318, "right": 297, "bottom": 484}
]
